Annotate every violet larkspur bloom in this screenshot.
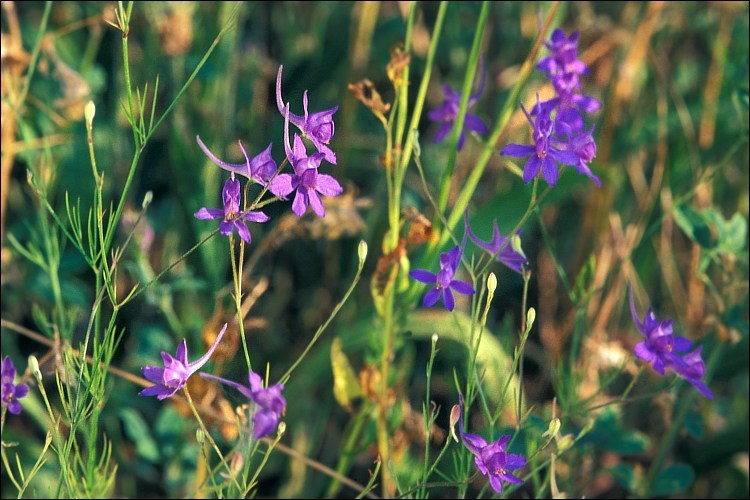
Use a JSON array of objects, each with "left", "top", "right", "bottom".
[
  {"left": 537, "top": 29, "right": 588, "bottom": 82},
  {"left": 269, "top": 105, "right": 343, "bottom": 218},
  {"left": 139, "top": 324, "right": 227, "bottom": 400},
  {"left": 427, "top": 66, "right": 488, "bottom": 150},
  {"left": 201, "top": 370, "right": 286, "bottom": 439},
  {"left": 1, "top": 356, "right": 29, "bottom": 415},
  {"left": 457, "top": 394, "right": 526, "bottom": 495},
  {"left": 629, "top": 285, "right": 714, "bottom": 399},
  {"left": 276, "top": 65, "right": 338, "bottom": 164},
  {"left": 500, "top": 95, "right": 580, "bottom": 186},
  {"left": 196, "top": 136, "right": 277, "bottom": 185},
  {"left": 409, "top": 242, "right": 475, "bottom": 312},
  {"left": 194, "top": 173, "right": 270, "bottom": 243},
  {"left": 464, "top": 212, "right": 528, "bottom": 274}
]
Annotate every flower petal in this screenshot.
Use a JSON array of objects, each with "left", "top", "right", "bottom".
[
  {"left": 142, "top": 366, "right": 165, "bottom": 384},
  {"left": 194, "top": 207, "right": 224, "bottom": 220},
  {"left": 450, "top": 279, "right": 475, "bottom": 296},
  {"left": 292, "top": 189, "right": 309, "bottom": 217},
  {"left": 187, "top": 323, "right": 227, "bottom": 375},
  {"left": 500, "top": 143, "right": 535, "bottom": 158},
  {"left": 316, "top": 174, "right": 343, "bottom": 197},
  {"left": 423, "top": 288, "right": 441, "bottom": 308},
  {"left": 269, "top": 174, "right": 295, "bottom": 198},
  {"left": 308, "top": 190, "right": 326, "bottom": 218},
  {"left": 410, "top": 269, "right": 437, "bottom": 284},
  {"left": 443, "top": 288, "right": 455, "bottom": 311},
  {"left": 234, "top": 220, "right": 252, "bottom": 243}
]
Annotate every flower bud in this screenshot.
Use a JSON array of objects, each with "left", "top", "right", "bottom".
[
  {"left": 358, "top": 240, "right": 368, "bottom": 264},
  {"left": 487, "top": 272, "right": 497, "bottom": 295},
  {"left": 85, "top": 101, "right": 96, "bottom": 129},
  {"left": 28, "top": 355, "right": 42, "bottom": 381},
  {"left": 449, "top": 404, "right": 461, "bottom": 443}
]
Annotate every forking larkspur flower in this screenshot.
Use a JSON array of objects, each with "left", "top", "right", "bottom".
[
  {"left": 139, "top": 324, "right": 227, "bottom": 400},
  {"left": 409, "top": 237, "right": 475, "bottom": 312},
  {"left": 201, "top": 370, "right": 286, "bottom": 439},
  {"left": 269, "top": 104, "right": 343, "bottom": 218},
  {"left": 196, "top": 136, "right": 277, "bottom": 186},
  {"left": 629, "top": 284, "right": 713, "bottom": 399},
  {"left": 1, "top": 356, "right": 29, "bottom": 415},
  {"left": 456, "top": 393, "right": 526, "bottom": 494},
  {"left": 194, "top": 173, "right": 270, "bottom": 243},
  {"left": 500, "top": 94, "right": 580, "bottom": 186},
  {"left": 464, "top": 211, "right": 528, "bottom": 274},
  {"left": 276, "top": 64, "right": 338, "bottom": 164},
  {"left": 427, "top": 63, "right": 488, "bottom": 150}
]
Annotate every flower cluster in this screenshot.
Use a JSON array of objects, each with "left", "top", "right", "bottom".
[
  {"left": 194, "top": 64, "right": 343, "bottom": 241},
  {"left": 629, "top": 285, "right": 713, "bottom": 399},
  {"left": 143, "top": 63, "right": 342, "bottom": 441},
  {"left": 501, "top": 29, "right": 601, "bottom": 186},
  {"left": 201, "top": 370, "right": 286, "bottom": 439},
  {"left": 455, "top": 394, "right": 526, "bottom": 495},
  {"left": 1, "top": 356, "right": 28, "bottom": 415}
]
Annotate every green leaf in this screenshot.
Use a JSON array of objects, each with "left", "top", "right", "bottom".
[
  {"left": 120, "top": 408, "right": 160, "bottom": 462},
  {"left": 683, "top": 410, "right": 704, "bottom": 440},
  {"left": 331, "top": 337, "right": 363, "bottom": 411},
  {"left": 673, "top": 205, "right": 713, "bottom": 248},
  {"left": 608, "top": 463, "right": 636, "bottom": 491},
  {"left": 650, "top": 463, "right": 695, "bottom": 496},
  {"left": 579, "top": 407, "right": 650, "bottom": 455}
]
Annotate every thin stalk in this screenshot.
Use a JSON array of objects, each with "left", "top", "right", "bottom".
[
  {"left": 183, "top": 386, "right": 243, "bottom": 492},
  {"left": 435, "top": 1, "right": 490, "bottom": 215},
  {"left": 421, "top": 1, "right": 560, "bottom": 271},
  {"left": 279, "top": 246, "right": 365, "bottom": 384}
]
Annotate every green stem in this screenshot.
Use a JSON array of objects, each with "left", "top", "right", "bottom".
[
  {"left": 183, "top": 386, "right": 243, "bottom": 492},
  {"left": 642, "top": 344, "right": 723, "bottom": 495},
  {"left": 231, "top": 238, "right": 252, "bottom": 372},
  {"left": 16, "top": 1, "right": 52, "bottom": 109},
  {"left": 435, "top": 1, "right": 490, "bottom": 215},
  {"left": 420, "top": 1, "right": 560, "bottom": 272},
  {"left": 279, "top": 246, "right": 366, "bottom": 384}
]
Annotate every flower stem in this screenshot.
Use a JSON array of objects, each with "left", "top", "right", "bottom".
[{"left": 183, "top": 386, "right": 243, "bottom": 492}]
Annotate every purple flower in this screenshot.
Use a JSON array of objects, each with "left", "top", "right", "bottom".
[
  {"left": 269, "top": 105, "right": 343, "bottom": 218},
  {"left": 629, "top": 285, "right": 714, "bottom": 399},
  {"left": 196, "top": 136, "right": 277, "bottom": 185},
  {"left": 139, "top": 324, "right": 227, "bottom": 400},
  {"left": 464, "top": 212, "right": 528, "bottom": 274},
  {"left": 537, "top": 29, "right": 588, "bottom": 80},
  {"left": 457, "top": 394, "right": 526, "bottom": 494},
  {"left": 276, "top": 65, "right": 338, "bottom": 164},
  {"left": 500, "top": 96, "right": 580, "bottom": 186},
  {"left": 410, "top": 243, "right": 475, "bottom": 312},
  {"left": 427, "top": 66, "right": 488, "bottom": 150},
  {"left": 194, "top": 173, "right": 270, "bottom": 243},
  {"left": 1, "top": 356, "right": 29, "bottom": 415},
  {"left": 201, "top": 370, "right": 286, "bottom": 439}
]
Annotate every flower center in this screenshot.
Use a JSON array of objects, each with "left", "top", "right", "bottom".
[{"left": 493, "top": 467, "right": 507, "bottom": 477}]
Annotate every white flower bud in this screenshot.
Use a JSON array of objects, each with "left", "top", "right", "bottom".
[
  {"left": 358, "top": 240, "right": 368, "bottom": 263},
  {"left": 487, "top": 272, "right": 497, "bottom": 294}
]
